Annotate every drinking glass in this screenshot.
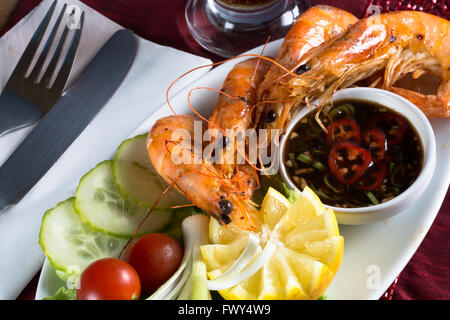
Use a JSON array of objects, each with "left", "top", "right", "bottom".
[{"left": 185, "top": 0, "right": 311, "bottom": 57}]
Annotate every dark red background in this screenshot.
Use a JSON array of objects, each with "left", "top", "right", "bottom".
[{"left": 2, "top": 0, "right": 449, "bottom": 300}]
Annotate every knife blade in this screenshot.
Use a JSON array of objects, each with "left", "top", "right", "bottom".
[{"left": 0, "top": 29, "right": 136, "bottom": 211}]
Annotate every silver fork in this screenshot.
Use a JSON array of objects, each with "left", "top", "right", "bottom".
[{"left": 0, "top": 0, "right": 85, "bottom": 136}]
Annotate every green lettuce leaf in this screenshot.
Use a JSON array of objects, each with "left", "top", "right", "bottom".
[{"left": 43, "top": 287, "right": 77, "bottom": 300}]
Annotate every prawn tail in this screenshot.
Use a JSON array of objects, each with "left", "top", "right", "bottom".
[{"left": 389, "top": 86, "right": 450, "bottom": 118}]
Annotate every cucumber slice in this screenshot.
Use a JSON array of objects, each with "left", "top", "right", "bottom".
[
  {"left": 112, "top": 134, "right": 187, "bottom": 208},
  {"left": 74, "top": 161, "right": 173, "bottom": 238},
  {"left": 39, "top": 198, "right": 126, "bottom": 275}
]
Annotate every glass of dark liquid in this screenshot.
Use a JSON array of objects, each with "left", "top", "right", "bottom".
[{"left": 185, "top": 0, "right": 311, "bottom": 57}]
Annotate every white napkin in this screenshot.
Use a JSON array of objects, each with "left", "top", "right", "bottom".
[{"left": 0, "top": 0, "right": 211, "bottom": 299}]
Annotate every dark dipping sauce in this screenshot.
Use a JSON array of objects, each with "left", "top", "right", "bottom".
[{"left": 283, "top": 100, "right": 424, "bottom": 208}]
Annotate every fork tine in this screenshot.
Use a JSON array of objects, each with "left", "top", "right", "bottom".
[
  {"left": 29, "top": 3, "right": 67, "bottom": 83},
  {"left": 10, "top": 0, "right": 57, "bottom": 78},
  {"left": 39, "top": 10, "right": 73, "bottom": 89},
  {"left": 51, "top": 11, "right": 85, "bottom": 93}
]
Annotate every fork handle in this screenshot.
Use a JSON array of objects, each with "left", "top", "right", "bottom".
[{"left": 0, "top": 89, "right": 42, "bottom": 137}]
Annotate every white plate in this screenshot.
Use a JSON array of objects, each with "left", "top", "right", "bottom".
[{"left": 36, "top": 39, "right": 450, "bottom": 300}]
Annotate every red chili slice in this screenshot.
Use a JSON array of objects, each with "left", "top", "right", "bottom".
[
  {"left": 357, "top": 162, "right": 387, "bottom": 191},
  {"left": 328, "top": 142, "right": 372, "bottom": 185},
  {"left": 326, "top": 118, "right": 361, "bottom": 145},
  {"left": 363, "top": 128, "right": 386, "bottom": 163},
  {"left": 370, "top": 113, "right": 407, "bottom": 146}
]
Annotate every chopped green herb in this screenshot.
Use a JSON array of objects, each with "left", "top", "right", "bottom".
[
  {"left": 297, "top": 152, "right": 313, "bottom": 165},
  {"left": 366, "top": 192, "right": 379, "bottom": 205},
  {"left": 313, "top": 161, "right": 326, "bottom": 171}
]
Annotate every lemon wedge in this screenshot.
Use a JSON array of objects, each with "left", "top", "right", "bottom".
[
  {"left": 261, "top": 187, "right": 292, "bottom": 229},
  {"left": 200, "top": 186, "right": 344, "bottom": 300}
]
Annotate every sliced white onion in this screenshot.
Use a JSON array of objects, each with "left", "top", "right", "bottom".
[
  {"left": 212, "top": 232, "right": 260, "bottom": 281},
  {"left": 165, "top": 262, "right": 192, "bottom": 300},
  {"left": 176, "top": 271, "right": 193, "bottom": 300},
  {"left": 148, "top": 250, "right": 191, "bottom": 300},
  {"left": 206, "top": 240, "right": 277, "bottom": 291},
  {"left": 148, "top": 215, "right": 210, "bottom": 300}
]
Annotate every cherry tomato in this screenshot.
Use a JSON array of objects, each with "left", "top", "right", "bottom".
[
  {"left": 370, "top": 113, "right": 407, "bottom": 146},
  {"left": 326, "top": 118, "right": 361, "bottom": 145},
  {"left": 362, "top": 128, "right": 386, "bottom": 162},
  {"left": 124, "top": 233, "right": 183, "bottom": 294},
  {"left": 328, "top": 142, "right": 372, "bottom": 184},
  {"left": 77, "top": 258, "right": 141, "bottom": 300},
  {"left": 357, "top": 162, "right": 387, "bottom": 191}
]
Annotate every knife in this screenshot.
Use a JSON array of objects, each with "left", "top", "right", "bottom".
[{"left": 0, "top": 29, "right": 137, "bottom": 211}]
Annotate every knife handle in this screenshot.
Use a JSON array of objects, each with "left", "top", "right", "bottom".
[{"left": 0, "top": 89, "right": 42, "bottom": 137}]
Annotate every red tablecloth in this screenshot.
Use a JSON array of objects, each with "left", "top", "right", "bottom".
[{"left": 3, "top": 0, "right": 449, "bottom": 300}]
